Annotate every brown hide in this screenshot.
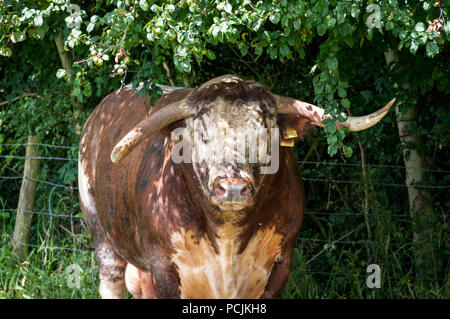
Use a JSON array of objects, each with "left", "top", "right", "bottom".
[{"left": 80, "top": 84, "right": 305, "bottom": 298}]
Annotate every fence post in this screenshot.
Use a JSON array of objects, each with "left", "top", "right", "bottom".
[{"left": 12, "top": 135, "right": 41, "bottom": 260}]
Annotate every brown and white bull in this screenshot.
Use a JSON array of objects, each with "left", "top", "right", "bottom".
[{"left": 78, "top": 75, "right": 394, "bottom": 298}]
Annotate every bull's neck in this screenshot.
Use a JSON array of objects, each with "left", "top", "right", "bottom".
[{"left": 216, "top": 215, "right": 243, "bottom": 240}]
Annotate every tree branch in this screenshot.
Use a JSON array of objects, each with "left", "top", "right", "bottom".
[
  {"left": 54, "top": 28, "right": 72, "bottom": 71},
  {"left": 0, "top": 93, "right": 42, "bottom": 106}
]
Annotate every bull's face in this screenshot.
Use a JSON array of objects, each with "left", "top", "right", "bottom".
[{"left": 186, "top": 97, "right": 278, "bottom": 212}]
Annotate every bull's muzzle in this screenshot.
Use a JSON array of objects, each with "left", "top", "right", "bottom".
[{"left": 212, "top": 178, "right": 254, "bottom": 210}]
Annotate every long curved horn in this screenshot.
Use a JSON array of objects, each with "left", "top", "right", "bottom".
[
  {"left": 276, "top": 96, "right": 395, "bottom": 132},
  {"left": 341, "top": 98, "right": 395, "bottom": 131},
  {"left": 111, "top": 100, "right": 195, "bottom": 163}
]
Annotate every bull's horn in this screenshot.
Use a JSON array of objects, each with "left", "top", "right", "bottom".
[
  {"left": 341, "top": 98, "right": 395, "bottom": 131},
  {"left": 111, "top": 101, "right": 195, "bottom": 163},
  {"left": 276, "top": 96, "right": 395, "bottom": 132}
]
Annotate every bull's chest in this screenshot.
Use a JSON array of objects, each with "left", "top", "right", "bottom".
[{"left": 170, "top": 224, "right": 282, "bottom": 299}]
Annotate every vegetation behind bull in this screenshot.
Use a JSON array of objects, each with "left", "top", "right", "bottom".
[{"left": 0, "top": 1, "right": 449, "bottom": 298}]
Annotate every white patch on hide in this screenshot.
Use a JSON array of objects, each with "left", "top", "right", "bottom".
[
  {"left": 170, "top": 224, "right": 282, "bottom": 299},
  {"left": 78, "top": 125, "right": 96, "bottom": 213}
]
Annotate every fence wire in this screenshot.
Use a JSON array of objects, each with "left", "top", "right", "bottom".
[
  {"left": 0, "top": 143, "right": 72, "bottom": 149},
  {"left": 0, "top": 155, "right": 77, "bottom": 161},
  {"left": 299, "top": 160, "right": 450, "bottom": 173}
]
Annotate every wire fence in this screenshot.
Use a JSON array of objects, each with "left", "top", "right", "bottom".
[{"left": 1, "top": 142, "right": 449, "bottom": 284}]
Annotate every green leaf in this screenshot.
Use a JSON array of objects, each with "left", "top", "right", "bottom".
[
  {"left": 342, "top": 98, "right": 351, "bottom": 108},
  {"left": 72, "top": 29, "right": 82, "bottom": 39},
  {"left": 268, "top": 46, "right": 278, "bottom": 59},
  {"left": 33, "top": 15, "right": 43, "bottom": 27},
  {"left": 239, "top": 44, "right": 248, "bottom": 56},
  {"left": 23, "top": 9, "right": 33, "bottom": 20},
  {"left": 324, "top": 121, "right": 337, "bottom": 134},
  {"left": 317, "top": 24, "right": 327, "bottom": 36},
  {"left": 410, "top": 40, "right": 419, "bottom": 54},
  {"left": 56, "top": 69, "right": 66, "bottom": 79},
  {"left": 343, "top": 145, "right": 353, "bottom": 158},
  {"left": 326, "top": 57, "right": 338, "bottom": 70},
  {"left": 444, "top": 21, "right": 450, "bottom": 34},
  {"left": 270, "top": 12, "right": 281, "bottom": 24},
  {"left": 415, "top": 22, "right": 426, "bottom": 33},
  {"left": 385, "top": 21, "right": 394, "bottom": 31},
  {"left": 340, "top": 23, "right": 353, "bottom": 36},
  {"left": 337, "top": 87, "right": 347, "bottom": 98},
  {"left": 0, "top": 47, "right": 12, "bottom": 57},
  {"left": 73, "top": 87, "right": 83, "bottom": 102},
  {"left": 87, "top": 23, "right": 95, "bottom": 33},
  {"left": 206, "top": 50, "right": 216, "bottom": 60},
  {"left": 138, "top": 81, "right": 150, "bottom": 97},
  {"left": 327, "top": 144, "right": 338, "bottom": 156},
  {"left": 223, "top": 2, "right": 232, "bottom": 14},
  {"left": 255, "top": 46, "right": 263, "bottom": 56},
  {"left": 279, "top": 44, "right": 290, "bottom": 57},
  {"left": 426, "top": 41, "right": 439, "bottom": 57},
  {"left": 10, "top": 32, "right": 26, "bottom": 43},
  {"left": 399, "top": 31, "right": 407, "bottom": 40},
  {"left": 139, "top": 0, "right": 149, "bottom": 11},
  {"left": 351, "top": 6, "right": 360, "bottom": 18},
  {"left": 178, "top": 60, "right": 191, "bottom": 73},
  {"left": 83, "top": 81, "right": 92, "bottom": 97},
  {"left": 419, "top": 34, "right": 428, "bottom": 45},
  {"left": 327, "top": 135, "right": 338, "bottom": 145}
]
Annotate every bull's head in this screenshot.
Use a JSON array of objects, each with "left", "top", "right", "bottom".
[{"left": 110, "top": 75, "right": 394, "bottom": 212}]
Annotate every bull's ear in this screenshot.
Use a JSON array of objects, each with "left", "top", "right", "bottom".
[{"left": 277, "top": 114, "right": 316, "bottom": 147}]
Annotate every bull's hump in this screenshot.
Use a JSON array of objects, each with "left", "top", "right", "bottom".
[{"left": 170, "top": 224, "right": 282, "bottom": 298}]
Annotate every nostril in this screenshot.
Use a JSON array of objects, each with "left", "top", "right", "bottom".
[
  {"left": 214, "top": 185, "right": 227, "bottom": 197},
  {"left": 240, "top": 186, "right": 251, "bottom": 197}
]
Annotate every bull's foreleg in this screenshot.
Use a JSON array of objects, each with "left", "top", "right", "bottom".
[
  {"left": 96, "top": 241, "right": 127, "bottom": 299},
  {"left": 260, "top": 246, "right": 295, "bottom": 299}
]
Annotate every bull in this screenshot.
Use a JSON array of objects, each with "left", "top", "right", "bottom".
[{"left": 78, "top": 75, "right": 394, "bottom": 298}]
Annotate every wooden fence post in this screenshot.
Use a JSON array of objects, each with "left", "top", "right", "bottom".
[{"left": 12, "top": 135, "right": 41, "bottom": 260}]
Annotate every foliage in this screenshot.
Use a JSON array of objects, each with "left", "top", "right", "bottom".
[{"left": 0, "top": 0, "right": 449, "bottom": 298}]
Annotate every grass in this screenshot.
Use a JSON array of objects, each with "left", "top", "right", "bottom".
[{"left": 0, "top": 238, "right": 99, "bottom": 299}]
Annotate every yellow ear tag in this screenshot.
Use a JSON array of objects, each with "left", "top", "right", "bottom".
[
  {"left": 280, "top": 139, "right": 295, "bottom": 147},
  {"left": 283, "top": 127, "right": 298, "bottom": 139},
  {"left": 280, "top": 127, "right": 297, "bottom": 147}
]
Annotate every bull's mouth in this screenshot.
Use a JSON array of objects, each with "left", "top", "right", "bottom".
[
  {"left": 211, "top": 198, "right": 254, "bottom": 212},
  {"left": 217, "top": 202, "right": 250, "bottom": 211}
]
